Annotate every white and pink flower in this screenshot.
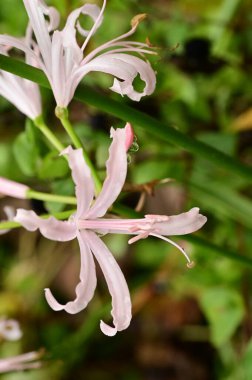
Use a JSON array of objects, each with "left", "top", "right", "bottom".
[
  {"left": 0, "top": 38, "right": 42, "bottom": 120},
  {"left": 0, "top": 0, "right": 156, "bottom": 108},
  {"left": 14, "top": 124, "right": 207, "bottom": 336}
]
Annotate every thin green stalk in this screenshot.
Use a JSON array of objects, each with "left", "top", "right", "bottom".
[
  {"left": 34, "top": 115, "right": 64, "bottom": 152},
  {"left": 55, "top": 107, "right": 102, "bottom": 194},
  {"left": 55, "top": 107, "right": 83, "bottom": 149},
  {"left": 26, "top": 189, "right": 77, "bottom": 205}
]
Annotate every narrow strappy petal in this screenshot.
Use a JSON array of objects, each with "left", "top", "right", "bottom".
[
  {"left": 87, "top": 126, "right": 128, "bottom": 219},
  {"left": 45, "top": 231, "right": 97, "bottom": 313},
  {"left": 85, "top": 231, "right": 132, "bottom": 336},
  {"left": 14, "top": 209, "right": 76, "bottom": 242}
]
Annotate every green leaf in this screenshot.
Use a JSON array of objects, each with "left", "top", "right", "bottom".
[
  {"left": 12, "top": 119, "right": 40, "bottom": 176},
  {"left": 199, "top": 287, "right": 245, "bottom": 347},
  {"left": 38, "top": 152, "right": 69, "bottom": 180}
]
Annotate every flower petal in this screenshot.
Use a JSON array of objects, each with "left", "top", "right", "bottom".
[
  {"left": 64, "top": 4, "right": 102, "bottom": 39},
  {"left": 23, "top": 0, "right": 53, "bottom": 71},
  {"left": 109, "top": 54, "right": 156, "bottom": 101},
  {"left": 0, "top": 177, "right": 29, "bottom": 199},
  {"left": 0, "top": 71, "right": 41, "bottom": 119},
  {"left": 50, "top": 31, "right": 66, "bottom": 106},
  {"left": 85, "top": 231, "right": 132, "bottom": 336},
  {"left": 152, "top": 207, "right": 207, "bottom": 236},
  {"left": 0, "top": 206, "right": 15, "bottom": 235},
  {"left": 14, "top": 209, "right": 76, "bottom": 241},
  {"left": 0, "top": 32, "right": 42, "bottom": 119},
  {"left": 87, "top": 126, "right": 128, "bottom": 219},
  {"left": 0, "top": 35, "right": 39, "bottom": 63},
  {"left": 0, "top": 319, "right": 22, "bottom": 341},
  {"left": 75, "top": 53, "right": 156, "bottom": 101},
  {"left": 61, "top": 146, "right": 95, "bottom": 219},
  {"left": 39, "top": 0, "right": 60, "bottom": 32},
  {"left": 125, "top": 122, "right": 134, "bottom": 151},
  {"left": 45, "top": 230, "right": 97, "bottom": 313}
]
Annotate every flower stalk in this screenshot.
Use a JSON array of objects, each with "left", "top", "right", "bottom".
[
  {"left": 34, "top": 115, "right": 64, "bottom": 152},
  {"left": 26, "top": 189, "right": 77, "bottom": 205},
  {"left": 56, "top": 106, "right": 102, "bottom": 194}
]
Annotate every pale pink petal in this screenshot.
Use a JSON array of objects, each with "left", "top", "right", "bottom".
[
  {"left": 75, "top": 53, "right": 156, "bottom": 101},
  {"left": 0, "top": 35, "right": 39, "bottom": 64},
  {"left": 54, "top": 24, "right": 81, "bottom": 106},
  {"left": 0, "top": 38, "right": 42, "bottom": 119},
  {"left": 109, "top": 54, "right": 156, "bottom": 101},
  {"left": 39, "top": 0, "right": 60, "bottom": 32},
  {"left": 0, "top": 319, "right": 22, "bottom": 341},
  {"left": 64, "top": 4, "right": 102, "bottom": 39},
  {"left": 61, "top": 146, "right": 94, "bottom": 219},
  {"left": 0, "top": 206, "right": 15, "bottom": 235},
  {"left": 87, "top": 126, "right": 128, "bottom": 219},
  {"left": 152, "top": 208, "right": 207, "bottom": 236},
  {"left": 0, "top": 351, "right": 42, "bottom": 373},
  {"left": 0, "top": 177, "right": 29, "bottom": 199},
  {"left": 85, "top": 231, "right": 132, "bottom": 336},
  {"left": 125, "top": 122, "right": 134, "bottom": 151},
  {"left": 45, "top": 230, "right": 97, "bottom": 313},
  {"left": 14, "top": 209, "right": 76, "bottom": 242},
  {"left": 50, "top": 31, "right": 66, "bottom": 106},
  {"left": 0, "top": 72, "right": 41, "bottom": 119},
  {"left": 23, "top": 0, "right": 53, "bottom": 71}
]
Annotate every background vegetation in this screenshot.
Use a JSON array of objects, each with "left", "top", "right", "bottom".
[{"left": 0, "top": 0, "right": 252, "bottom": 379}]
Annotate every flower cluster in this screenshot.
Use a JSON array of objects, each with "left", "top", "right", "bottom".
[
  {"left": 0, "top": 0, "right": 156, "bottom": 110},
  {"left": 0, "top": 0, "right": 207, "bottom": 339}
]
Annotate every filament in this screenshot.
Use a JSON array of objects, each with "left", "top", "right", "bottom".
[{"left": 150, "top": 233, "right": 194, "bottom": 268}]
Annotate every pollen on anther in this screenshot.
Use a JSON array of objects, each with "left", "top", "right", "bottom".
[{"left": 187, "top": 261, "right": 195, "bottom": 269}]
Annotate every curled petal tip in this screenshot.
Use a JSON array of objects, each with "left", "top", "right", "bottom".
[
  {"left": 125, "top": 123, "right": 134, "bottom": 151},
  {"left": 60, "top": 145, "right": 73, "bottom": 156},
  {"left": 100, "top": 320, "right": 117, "bottom": 337},
  {"left": 44, "top": 288, "right": 64, "bottom": 311}
]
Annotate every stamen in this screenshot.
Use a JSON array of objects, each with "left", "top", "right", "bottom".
[
  {"left": 150, "top": 233, "right": 193, "bottom": 267},
  {"left": 128, "top": 231, "right": 149, "bottom": 244},
  {"left": 81, "top": 0, "right": 107, "bottom": 52}
]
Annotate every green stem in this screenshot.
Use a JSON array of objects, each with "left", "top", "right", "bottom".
[
  {"left": 55, "top": 107, "right": 83, "bottom": 149},
  {"left": 34, "top": 115, "right": 64, "bottom": 152},
  {"left": 26, "top": 189, "right": 77, "bottom": 205},
  {"left": 55, "top": 107, "right": 102, "bottom": 194}
]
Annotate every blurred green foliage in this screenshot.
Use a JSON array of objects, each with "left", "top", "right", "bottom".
[{"left": 0, "top": 0, "right": 252, "bottom": 379}]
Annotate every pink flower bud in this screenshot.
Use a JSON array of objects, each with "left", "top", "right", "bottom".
[
  {"left": 125, "top": 122, "right": 134, "bottom": 151},
  {"left": 0, "top": 177, "right": 29, "bottom": 199}
]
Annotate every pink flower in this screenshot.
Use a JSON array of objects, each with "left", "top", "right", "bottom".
[
  {"left": 0, "top": 0, "right": 156, "bottom": 108},
  {"left": 0, "top": 351, "right": 42, "bottom": 373},
  {"left": 0, "top": 177, "right": 29, "bottom": 234},
  {"left": 0, "top": 177, "right": 29, "bottom": 199},
  {"left": 0, "top": 318, "right": 22, "bottom": 341},
  {"left": 0, "top": 207, "right": 15, "bottom": 235},
  {"left": 0, "top": 29, "right": 42, "bottom": 119},
  {"left": 14, "top": 124, "right": 207, "bottom": 336}
]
